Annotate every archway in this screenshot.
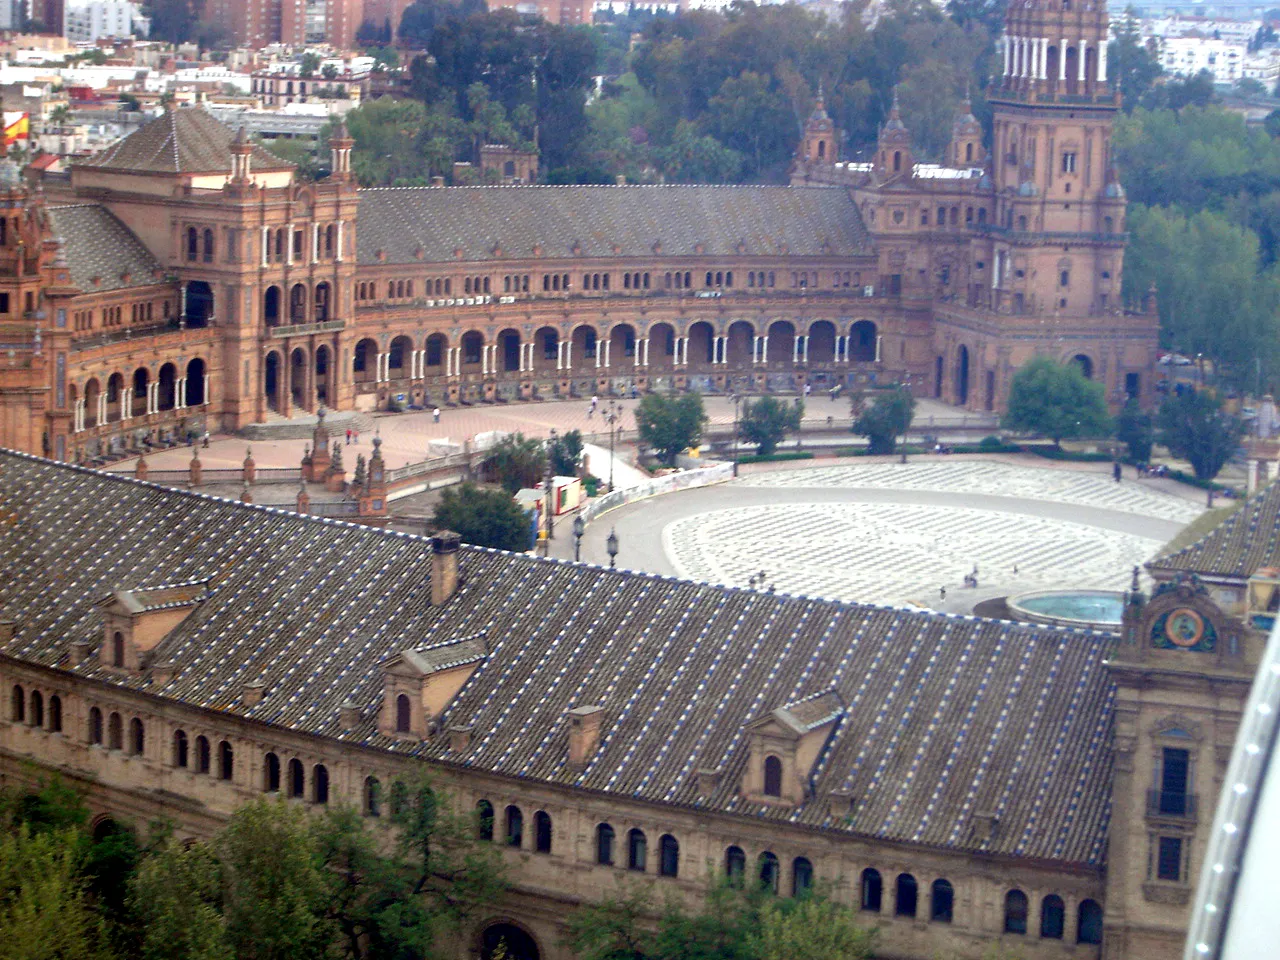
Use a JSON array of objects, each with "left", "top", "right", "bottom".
[
  {"left": 289, "top": 284, "right": 307, "bottom": 324},
  {"left": 424, "top": 333, "right": 447, "bottom": 374},
  {"left": 264, "top": 352, "right": 282, "bottom": 412},
  {"left": 263, "top": 286, "right": 281, "bottom": 326},
  {"left": 726, "top": 321, "right": 754, "bottom": 368},
  {"left": 131, "top": 368, "right": 149, "bottom": 417},
  {"left": 499, "top": 329, "right": 521, "bottom": 373},
  {"left": 608, "top": 323, "right": 636, "bottom": 367},
  {"left": 290, "top": 348, "right": 307, "bottom": 409},
  {"left": 84, "top": 378, "right": 100, "bottom": 428},
  {"left": 314, "top": 347, "right": 331, "bottom": 405},
  {"left": 460, "top": 331, "right": 484, "bottom": 373},
  {"left": 808, "top": 321, "right": 836, "bottom": 364},
  {"left": 480, "top": 922, "right": 540, "bottom": 960},
  {"left": 687, "top": 321, "right": 714, "bottom": 367},
  {"left": 388, "top": 336, "right": 412, "bottom": 380},
  {"left": 571, "top": 325, "right": 598, "bottom": 366},
  {"left": 107, "top": 373, "right": 124, "bottom": 422},
  {"left": 1072, "top": 353, "right": 1093, "bottom": 380},
  {"left": 1046, "top": 45, "right": 1060, "bottom": 86},
  {"left": 956, "top": 346, "right": 970, "bottom": 406},
  {"left": 185, "top": 359, "right": 206, "bottom": 408},
  {"left": 1065, "top": 47, "right": 1080, "bottom": 95},
  {"left": 534, "top": 327, "right": 558, "bottom": 375},
  {"left": 850, "top": 321, "right": 877, "bottom": 362},
  {"left": 353, "top": 339, "right": 377, "bottom": 384},
  {"left": 766, "top": 320, "right": 795, "bottom": 364},
  {"left": 313, "top": 282, "right": 331, "bottom": 322},
  {"left": 186, "top": 282, "right": 213, "bottom": 327},
  {"left": 648, "top": 322, "right": 675, "bottom": 372},
  {"left": 157, "top": 363, "right": 177, "bottom": 411}
]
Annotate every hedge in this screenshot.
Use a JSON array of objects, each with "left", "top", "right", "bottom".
[{"left": 735, "top": 451, "right": 816, "bottom": 465}]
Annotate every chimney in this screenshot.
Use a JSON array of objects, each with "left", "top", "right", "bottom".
[
  {"left": 150, "top": 660, "right": 176, "bottom": 685},
  {"left": 449, "top": 724, "right": 473, "bottom": 753},
  {"left": 970, "top": 811, "right": 1000, "bottom": 845},
  {"left": 242, "top": 681, "right": 266, "bottom": 707},
  {"left": 431, "top": 531, "right": 462, "bottom": 605},
  {"left": 70, "top": 639, "right": 92, "bottom": 665},
  {"left": 827, "top": 790, "right": 854, "bottom": 820},
  {"left": 567, "top": 704, "right": 605, "bottom": 770},
  {"left": 339, "top": 700, "right": 360, "bottom": 730},
  {"left": 0, "top": 620, "right": 14, "bottom": 643},
  {"left": 696, "top": 767, "right": 722, "bottom": 800},
  {"left": 431, "top": 175, "right": 445, "bottom": 187},
  {"left": 615, "top": 174, "right": 626, "bottom": 185}
]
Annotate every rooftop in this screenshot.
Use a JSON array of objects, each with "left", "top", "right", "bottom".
[
  {"left": 1150, "top": 482, "right": 1280, "bottom": 580},
  {"left": 46, "top": 204, "right": 163, "bottom": 292}
]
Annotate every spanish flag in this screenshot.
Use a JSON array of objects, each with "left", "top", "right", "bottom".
[{"left": 3, "top": 112, "right": 29, "bottom": 148}]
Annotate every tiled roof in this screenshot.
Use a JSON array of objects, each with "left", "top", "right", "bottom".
[
  {"left": 98, "top": 581, "right": 209, "bottom": 615},
  {"left": 46, "top": 204, "right": 163, "bottom": 292},
  {"left": 73, "top": 107, "right": 291, "bottom": 175},
  {"left": 0, "top": 452, "right": 1113, "bottom": 867},
  {"left": 1150, "top": 482, "right": 1280, "bottom": 579},
  {"left": 355, "top": 185, "right": 874, "bottom": 265},
  {"left": 774, "top": 690, "right": 843, "bottom": 733}
]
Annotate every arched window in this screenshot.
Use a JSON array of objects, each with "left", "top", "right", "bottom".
[
  {"left": 596, "top": 823, "right": 615, "bottom": 864},
  {"left": 88, "top": 706, "right": 102, "bottom": 744},
  {"left": 725, "top": 845, "right": 746, "bottom": 885},
  {"left": 477, "top": 800, "right": 494, "bottom": 839},
  {"left": 659, "top": 834, "right": 679, "bottom": 877},
  {"left": 895, "top": 873, "right": 918, "bottom": 917},
  {"left": 365, "top": 777, "right": 382, "bottom": 817},
  {"left": 395, "top": 694, "right": 411, "bottom": 733},
  {"left": 104, "top": 712, "right": 121, "bottom": 750},
  {"left": 313, "top": 764, "right": 329, "bottom": 804},
  {"left": 287, "top": 758, "right": 304, "bottom": 797},
  {"left": 763, "top": 755, "right": 783, "bottom": 797},
  {"left": 263, "top": 752, "right": 280, "bottom": 791},
  {"left": 9, "top": 684, "right": 22, "bottom": 722},
  {"left": 534, "top": 811, "right": 552, "bottom": 853},
  {"left": 1041, "top": 894, "right": 1065, "bottom": 939},
  {"left": 219, "top": 741, "right": 233, "bottom": 780},
  {"left": 112, "top": 631, "right": 125, "bottom": 667},
  {"left": 628, "top": 829, "right": 647, "bottom": 871},
  {"left": 759, "top": 852, "right": 780, "bottom": 893},
  {"left": 1004, "top": 889, "right": 1029, "bottom": 934},
  {"left": 48, "top": 695, "right": 61, "bottom": 733},
  {"left": 860, "top": 868, "right": 882, "bottom": 911},
  {"left": 196, "top": 735, "right": 210, "bottom": 773},
  {"left": 202, "top": 228, "right": 214, "bottom": 263},
  {"left": 505, "top": 805, "right": 523, "bottom": 847},
  {"left": 1077, "top": 899, "right": 1102, "bottom": 945},
  {"left": 186, "top": 227, "right": 198, "bottom": 261},
  {"left": 29, "top": 691, "right": 42, "bottom": 728},
  {"left": 930, "top": 879, "right": 954, "bottom": 923},
  {"left": 792, "top": 857, "right": 813, "bottom": 897},
  {"left": 129, "top": 717, "right": 144, "bottom": 756}
]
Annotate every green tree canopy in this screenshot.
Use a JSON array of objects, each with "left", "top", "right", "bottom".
[
  {"left": 549, "top": 429, "right": 584, "bottom": 477},
  {"left": 433, "top": 482, "right": 532, "bottom": 552},
  {"left": 1115, "top": 398, "right": 1155, "bottom": 463},
  {"left": 1157, "top": 390, "right": 1246, "bottom": 483},
  {"left": 483, "top": 432, "right": 545, "bottom": 494},
  {"left": 637, "top": 392, "right": 706, "bottom": 465},
  {"left": 738, "top": 396, "right": 803, "bottom": 456},
  {"left": 851, "top": 386, "right": 916, "bottom": 455},
  {"left": 1001, "top": 356, "right": 1112, "bottom": 445}
]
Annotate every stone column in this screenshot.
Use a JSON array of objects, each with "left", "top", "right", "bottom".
[
  {"left": 1078, "top": 40, "right": 1088, "bottom": 82},
  {"left": 1097, "top": 40, "right": 1108, "bottom": 82},
  {"left": 1060, "top": 39, "right": 1068, "bottom": 80}
]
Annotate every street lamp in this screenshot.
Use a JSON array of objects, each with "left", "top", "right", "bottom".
[
  {"left": 604, "top": 400, "right": 622, "bottom": 491},
  {"left": 606, "top": 528, "right": 619, "bottom": 569},
  {"left": 731, "top": 393, "right": 742, "bottom": 477},
  {"left": 544, "top": 428, "right": 557, "bottom": 541},
  {"left": 572, "top": 514, "right": 585, "bottom": 562}
]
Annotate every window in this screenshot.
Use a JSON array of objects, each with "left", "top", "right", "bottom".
[
  {"left": 759, "top": 852, "right": 780, "bottom": 893},
  {"left": 107, "top": 712, "right": 123, "bottom": 750},
  {"left": 1060, "top": 270, "right": 1070, "bottom": 287},
  {"left": 1077, "top": 900, "right": 1103, "bottom": 945},
  {"left": 596, "top": 823, "right": 615, "bottom": 864},
  {"left": 792, "top": 857, "right": 813, "bottom": 897},
  {"left": 129, "top": 717, "right": 145, "bottom": 756},
  {"left": 288, "top": 758, "right": 304, "bottom": 797},
  {"left": 10, "top": 683, "right": 22, "bottom": 722},
  {"left": 763, "top": 755, "right": 783, "bottom": 797},
  {"left": 186, "top": 227, "right": 198, "bottom": 261},
  {"left": 313, "top": 764, "right": 329, "bottom": 804},
  {"left": 196, "top": 736, "right": 210, "bottom": 773},
  {"left": 1041, "top": 894, "right": 1065, "bottom": 939},
  {"left": 1156, "top": 836, "right": 1184, "bottom": 881},
  {"left": 1062, "top": 151, "right": 1077, "bottom": 174},
  {"left": 88, "top": 706, "right": 103, "bottom": 744},
  {"left": 895, "top": 873, "right": 917, "bottom": 917},
  {"left": 48, "top": 695, "right": 61, "bottom": 733},
  {"left": 29, "top": 691, "right": 42, "bottom": 728},
  {"left": 860, "top": 869, "right": 882, "bottom": 911},
  {"left": 264, "top": 752, "right": 280, "bottom": 791},
  {"left": 202, "top": 228, "right": 214, "bottom": 263},
  {"left": 395, "top": 694, "right": 411, "bottom": 733},
  {"left": 534, "top": 811, "right": 552, "bottom": 854},
  {"left": 1158, "top": 747, "right": 1191, "bottom": 814},
  {"left": 1004, "top": 889, "right": 1029, "bottom": 934},
  {"left": 219, "top": 741, "right": 233, "bottom": 780},
  {"left": 725, "top": 846, "right": 746, "bottom": 885},
  {"left": 506, "top": 805, "right": 523, "bottom": 847},
  {"left": 112, "top": 631, "right": 125, "bottom": 667},
  {"left": 930, "top": 879, "right": 953, "bottom": 923},
  {"left": 628, "top": 828, "right": 647, "bottom": 871},
  {"left": 477, "top": 800, "right": 494, "bottom": 839},
  {"left": 659, "top": 835, "right": 679, "bottom": 877}
]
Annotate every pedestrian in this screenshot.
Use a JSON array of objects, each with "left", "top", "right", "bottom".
[
  {"left": 1113, "top": 461, "right": 1122, "bottom": 483},
  {"left": 433, "top": 407, "right": 441, "bottom": 423},
  {"left": 804, "top": 383, "right": 811, "bottom": 398},
  {"left": 591, "top": 394, "right": 598, "bottom": 412},
  {"left": 939, "top": 586, "right": 946, "bottom": 601},
  {"left": 202, "top": 430, "right": 210, "bottom": 449},
  {"left": 353, "top": 430, "right": 359, "bottom": 444},
  {"left": 346, "top": 428, "right": 352, "bottom": 445}
]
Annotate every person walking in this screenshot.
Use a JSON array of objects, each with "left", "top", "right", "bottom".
[
  {"left": 345, "top": 428, "right": 352, "bottom": 445},
  {"left": 1113, "top": 461, "right": 1122, "bottom": 483},
  {"left": 433, "top": 407, "right": 441, "bottom": 423}
]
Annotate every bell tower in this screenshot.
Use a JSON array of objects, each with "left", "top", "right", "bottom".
[{"left": 797, "top": 86, "right": 837, "bottom": 166}]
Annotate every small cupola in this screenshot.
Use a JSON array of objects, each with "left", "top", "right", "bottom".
[
  {"left": 379, "top": 632, "right": 488, "bottom": 739},
  {"left": 95, "top": 581, "right": 210, "bottom": 674},
  {"left": 743, "top": 690, "right": 843, "bottom": 806}
]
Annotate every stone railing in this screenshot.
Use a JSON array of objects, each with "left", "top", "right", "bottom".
[{"left": 579, "top": 461, "right": 734, "bottom": 526}]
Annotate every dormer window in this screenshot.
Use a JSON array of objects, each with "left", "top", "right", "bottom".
[
  {"left": 395, "top": 693, "right": 411, "bottom": 733},
  {"left": 96, "top": 581, "right": 208, "bottom": 675},
  {"left": 111, "top": 631, "right": 125, "bottom": 667},
  {"left": 744, "top": 691, "right": 843, "bottom": 805},
  {"left": 763, "top": 756, "right": 783, "bottom": 797},
  {"left": 379, "top": 633, "right": 487, "bottom": 739}
]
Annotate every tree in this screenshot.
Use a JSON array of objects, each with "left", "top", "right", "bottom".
[
  {"left": 636, "top": 392, "right": 706, "bottom": 465},
  {"left": 1115, "top": 398, "right": 1155, "bottom": 463},
  {"left": 132, "top": 840, "right": 231, "bottom": 960},
  {"left": 483, "top": 432, "right": 546, "bottom": 494},
  {"left": 0, "top": 826, "right": 109, "bottom": 960},
  {"left": 300, "top": 52, "right": 321, "bottom": 78},
  {"left": 1001, "top": 356, "right": 1112, "bottom": 446},
  {"left": 751, "top": 898, "right": 876, "bottom": 960},
  {"left": 548, "top": 429, "right": 584, "bottom": 477},
  {"left": 851, "top": 386, "right": 916, "bottom": 455},
  {"left": 738, "top": 396, "right": 802, "bottom": 456},
  {"left": 1109, "top": 14, "right": 1162, "bottom": 112},
  {"left": 1157, "top": 390, "right": 1246, "bottom": 483},
  {"left": 433, "top": 482, "right": 532, "bottom": 553}
]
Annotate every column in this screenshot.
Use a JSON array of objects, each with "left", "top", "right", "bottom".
[
  {"left": 176, "top": 377, "right": 187, "bottom": 409},
  {"left": 1002, "top": 35, "right": 1010, "bottom": 76},
  {"left": 642, "top": 338, "right": 649, "bottom": 367},
  {"left": 1097, "top": 40, "right": 1108, "bottom": 82},
  {"left": 752, "top": 336, "right": 760, "bottom": 364},
  {"left": 1040, "top": 38, "right": 1049, "bottom": 79},
  {"left": 98, "top": 393, "right": 107, "bottom": 426},
  {"left": 1078, "top": 40, "right": 1088, "bottom": 82},
  {"left": 565, "top": 342, "right": 572, "bottom": 371},
  {"left": 636, "top": 338, "right": 645, "bottom": 368},
  {"left": 760, "top": 336, "right": 769, "bottom": 365},
  {"left": 72, "top": 398, "right": 82, "bottom": 432},
  {"left": 837, "top": 335, "right": 846, "bottom": 363},
  {"left": 792, "top": 337, "right": 801, "bottom": 363},
  {"left": 595, "top": 341, "right": 603, "bottom": 368},
  {"left": 603, "top": 340, "right": 612, "bottom": 368},
  {"left": 261, "top": 226, "right": 269, "bottom": 266},
  {"left": 802, "top": 335, "right": 809, "bottom": 363},
  {"left": 286, "top": 223, "right": 294, "bottom": 265},
  {"left": 875, "top": 335, "right": 882, "bottom": 364},
  {"left": 312, "top": 223, "right": 319, "bottom": 264},
  {"left": 1060, "top": 39, "right": 1068, "bottom": 80},
  {"left": 336, "top": 222, "right": 344, "bottom": 262},
  {"left": 681, "top": 338, "right": 689, "bottom": 366},
  {"left": 148, "top": 381, "right": 158, "bottom": 415},
  {"left": 1017, "top": 37, "right": 1026, "bottom": 77},
  {"left": 121, "top": 391, "right": 130, "bottom": 422},
  {"left": 1028, "top": 37, "right": 1037, "bottom": 80},
  {"left": 452, "top": 348, "right": 461, "bottom": 377}
]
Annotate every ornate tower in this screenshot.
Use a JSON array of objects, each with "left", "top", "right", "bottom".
[
  {"left": 873, "top": 93, "right": 913, "bottom": 181},
  {"left": 797, "top": 87, "right": 837, "bottom": 166},
  {"left": 946, "top": 96, "right": 986, "bottom": 169}
]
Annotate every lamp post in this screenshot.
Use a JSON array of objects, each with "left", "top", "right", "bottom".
[
  {"left": 544, "top": 428, "right": 557, "bottom": 542},
  {"left": 572, "top": 514, "right": 585, "bottom": 562},
  {"left": 606, "top": 528, "right": 619, "bottom": 569},
  {"left": 731, "top": 393, "right": 742, "bottom": 477},
  {"left": 604, "top": 400, "right": 621, "bottom": 491}
]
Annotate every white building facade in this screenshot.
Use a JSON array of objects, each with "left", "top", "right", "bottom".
[{"left": 63, "top": 1, "right": 147, "bottom": 43}]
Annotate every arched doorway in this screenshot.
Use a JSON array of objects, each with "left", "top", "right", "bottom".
[
  {"left": 648, "top": 323, "right": 675, "bottom": 371},
  {"left": 107, "top": 373, "right": 124, "bottom": 422},
  {"left": 571, "top": 325, "right": 597, "bottom": 367},
  {"left": 263, "top": 286, "right": 281, "bottom": 326},
  {"left": 131, "top": 368, "right": 149, "bottom": 417},
  {"left": 1072, "top": 354, "right": 1093, "bottom": 379},
  {"left": 480, "top": 922, "right": 540, "bottom": 960},
  {"left": 185, "top": 359, "right": 206, "bottom": 408},
  {"left": 84, "top": 378, "right": 100, "bottom": 428},
  {"left": 687, "top": 321, "right": 714, "bottom": 367},
  {"left": 185, "top": 282, "right": 213, "bottom": 327},
  {"left": 388, "top": 336, "right": 412, "bottom": 380},
  {"left": 264, "top": 352, "right": 282, "bottom": 412},
  {"left": 726, "top": 321, "right": 754, "bottom": 368},
  {"left": 424, "top": 334, "right": 447, "bottom": 375},
  {"left": 1065, "top": 46, "right": 1080, "bottom": 95},
  {"left": 314, "top": 348, "right": 330, "bottom": 405},
  {"left": 808, "top": 321, "right": 835, "bottom": 364},
  {"left": 499, "top": 329, "right": 521, "bottom": 373},
  {"left": 157, "top": 363, "right": 177, "bottom": 411},
  {"left": 460, "top": 331, "right": 484, "bottom": 373},
  {"left": 534, "top": 327, "right": 558, "bottom": 375},
  {"left": 290, "top": 348, "right": 307, "bottom": 409},
  {"left": 850, "top": 321, "right": 877, "bottom": 362},
  {"left": 313, "top": 282, "right": 331, "bottom": 322},
  {"left": 353, "top": 339, "right": 377, "bottom": 384},
  {"left": 609, "top": 324, "right": 636, "bottom": 367},
  {"left": 766, "top": 320, "right": 795, "bottom": 364},
  {"left": 289, "top": 284, "right": 307, "bottom": 324},
  {"left": 956, "top": 346, "right": 970, "bottom": 406}
]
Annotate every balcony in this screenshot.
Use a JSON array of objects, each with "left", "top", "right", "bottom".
[
  {"left": 269, "top": 319, "right": 346, "bottom": 338},
  {"left": 1146, "top": 790, "right": 1198, "bottom": 821}
]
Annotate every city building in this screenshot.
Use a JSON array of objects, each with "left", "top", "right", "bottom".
[
  {"left": 1155, "top": 36, "right": 1247, "bottom": 83},
  {"left": 199, "top": 0, "right": 362, "bottom": 52},
  {"left": 63, "top": 1, "right": 148, "bottom": 43},
  {"left": 484, "top": 0, "right": 593, "bottom": 25}
]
